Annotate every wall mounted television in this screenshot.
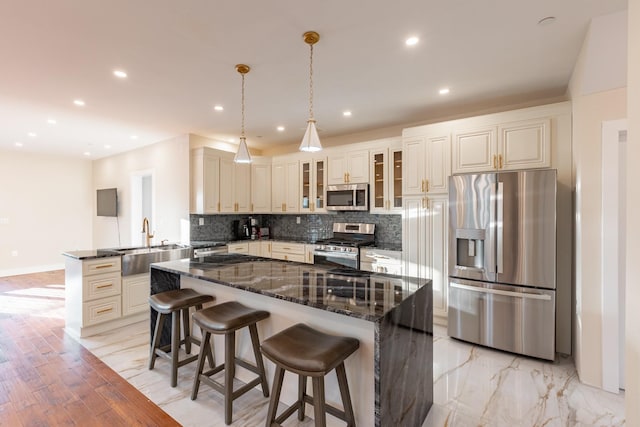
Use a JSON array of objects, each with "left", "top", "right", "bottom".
[{"left": 97, "top": 188, "right": 118, "bottom": 217}]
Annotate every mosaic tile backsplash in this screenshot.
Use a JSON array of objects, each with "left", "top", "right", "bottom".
[{"left": 190, "top": 212, "right": 402, "bottom": 245}]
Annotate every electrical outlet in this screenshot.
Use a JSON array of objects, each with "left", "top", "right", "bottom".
[
  {"left": 199, "top": 218, "right": 205, "bottom": 226},
  {"left": 296, "top": 217, "right": 301, "bottom": 224}
]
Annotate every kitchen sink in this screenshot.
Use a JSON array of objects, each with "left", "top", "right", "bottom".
[{"left": 116, "top": 244, "right": 192, "bottom": 276}]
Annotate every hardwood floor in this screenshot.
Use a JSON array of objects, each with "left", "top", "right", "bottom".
[{"left": 0, "top": 270, "right": 179, "bottom": 426}]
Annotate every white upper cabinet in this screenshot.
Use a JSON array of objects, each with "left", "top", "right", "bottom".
[
  {"left": 251, "top": 160, "right": 271, "bottom": 213},
  {"left": 498, "top": 118, "right": 551, "bottom": 170},
  {"left": 402, "top": 132, "right": 451, "bottom": 196},
  {"left": 219, "top": 156, "right": 251, "bottom": 213},
  {"left": 300, "top": 157, "right": 327, "bottom": 213},
  {"left": 272, "top": 159, "right": 299, "bottom": 213},
  {"left": 190, "top": 147, "right": 220, "bottom": 214},
  {"left": 327, "top": 149, "right": 369, "bottom": 184},
  {"left": 370, "top": 139, "right": 403, "bottom": 214},
  {"left": 452, "top": 118, "right": 550, "bottom": 173}
]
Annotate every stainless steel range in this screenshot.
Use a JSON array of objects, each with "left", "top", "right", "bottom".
[{"left": 313, "top": 223, "right": 375, "bottom": 270}]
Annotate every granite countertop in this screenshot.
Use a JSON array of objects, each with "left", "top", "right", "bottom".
[
  {"left": 368, "top": 242, "right": 402, "bottom": 252},
  {"left": 62, "top": 249, "right": 122, "bottom": 260},
  {"left": 151, "top": 253, "right": 428, "bottom": 322}
]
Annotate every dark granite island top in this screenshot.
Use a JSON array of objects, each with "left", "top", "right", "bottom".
[{"left": 150, "top": 254, "right": 433, "bottom": 427}]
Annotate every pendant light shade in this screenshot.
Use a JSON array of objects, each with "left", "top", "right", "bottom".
[
  {"left": 234, "top": 64, "right": 252, "bottom": 163},
  {"left": 299, "top": 31, "right": 322, "bottom": 153}
]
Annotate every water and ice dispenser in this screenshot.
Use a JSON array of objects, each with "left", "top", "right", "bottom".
[{"left": 454, "top": 229, "right": 485, "bottom": 270}]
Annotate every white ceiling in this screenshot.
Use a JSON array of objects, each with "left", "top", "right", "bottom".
[{"left": 0, "top": 0, "right": 627, "bottom": 159}]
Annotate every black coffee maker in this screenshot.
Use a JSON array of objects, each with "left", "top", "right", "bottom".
[{"left": 232, "top": 219, "right": 250, "bottom": 240}]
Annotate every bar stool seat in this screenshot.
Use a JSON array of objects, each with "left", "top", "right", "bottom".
[
  {"left": 261, "top": 323, "right": 359, "bottom": 427},
  {"left": 191, "top": 301, "right": 270, "bottom": 425},
  {"left": 148, "top": 288, "right": 214, "bottom": 387}
]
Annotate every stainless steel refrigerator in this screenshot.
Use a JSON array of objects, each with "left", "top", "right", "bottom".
[{"left": 447, "top": 169, "right": 556, "bottom": 360}]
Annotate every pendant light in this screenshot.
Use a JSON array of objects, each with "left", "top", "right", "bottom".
[
  {"left": 299, "top": 31, "right": 322, "bottom": 152},
  {"left": 234, "top": 64, "right": 252, "bottom": 163}
]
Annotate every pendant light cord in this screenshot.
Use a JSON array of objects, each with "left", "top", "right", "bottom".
[
  {"left": 241, "top": 72, "right": 246, "bottom": 138},
  {"left": 309, "top": 43, "right": 314, "bottom": 120}
]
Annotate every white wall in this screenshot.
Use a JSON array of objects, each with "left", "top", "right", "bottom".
[
  {"left": 568, "top": 11, "right": 627, "bottom": 388},
  {"left": 0, "top": 149, "right": 92, "bottom": 276},
  {"left": 92, "top": 134, "right": 190, "bottom": 248},
  {"left": 625, "top": 0, "right": 639, "bottom": 423}
]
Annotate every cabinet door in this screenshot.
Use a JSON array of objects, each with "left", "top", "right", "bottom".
[
  {"left": 251, "top": 163, "right": 271, "bottom": 213},
  {"left": 313, "top": 158, "right": 326, "bottom": 212},
  {"left": 300, "top": 160, "right": 312, "bottom": 213},
  {"left": 402, "top": 196, "right": 429, "bottom": 280},
  {"left": 248, "top": 241, "right": 262, "bottom": 256},
  {"left": 402, "top": 137, "right": 426, "bottom": 195},
  {"left": 235, "top": 163, "right": 251, "bottom": 212},
  {"left": 219, "top": 157, "right": 236, "bottom": 212},
  {"left": 370, "top": 149, "right": 388, "bottom": 213},
  {"left": 498, "top": 118, "right": 551, "bottom": 170},
  {"left": 429, "top": 195, "right": 449, "bottom": 319},
  {"left": 389, "top": 148, "right": 403, "bottom": 210},
  {"left": 346, "top": 149, "right": 370, "bottom": 183},
  {"left": 327, "top": 154, "right": 348, "bottom": 184},
  {"left": 190, "top": 149, "right": 220, "bottom": 214},
  {"left": 427, "top": 135, "right": 451, "bottom": 194},
  {"left": 452, "top": 127, "right": 497, "bottom": 173},
  {"left": 285, "top": 160, "right": 299, "bottom": 212},
  {"left": 122, "top": 274, "right": 150, "bottom": 316},
  {"left": 271, "top": 163, "right": 286, "bottom": 213},
  {"left": 305, "top": 244, "right": 316, "bottom": 264}
]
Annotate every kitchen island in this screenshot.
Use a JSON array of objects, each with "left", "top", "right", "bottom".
[{"left": 150, "top": 254, "right": 432, "bottom": 427}]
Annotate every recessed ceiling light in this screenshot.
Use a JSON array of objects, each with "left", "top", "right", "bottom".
[
  {"left": 83, "top": 151, "right": 91, "bottom": 156},
  {"left": 214, "top": 105, "right": 224, "bottom": 111},
  {"left": 14, "top": 142, "right": 23, "bottom": 147},
  {"left": 28, "top": 132, "right": 37, "bottom": 137},
  {"left": 47, "top": 119, "right": 57, "bottom": 124},
  {"left": 104, "top": 144, "right": 111, "bottom": 149},
  {"left": 73, "top": 99, "right": 85, "bottom": 106},
  {"left": 277, "top": 126, "right": 285, "bottom": 132},
  {"left": 113, "top": 70, "right": 128, "bottom": 78},
  {"left": 130, "top": 135, "right": 138, "bottom": 140},
  {"left": 439, "top": 88, "right": 450, "bottom": 95},
  {"left": 405, "top": 36, "right": 419, "bottom": 46},
  {"left": 343, "top": 111, "right": 352, "bottom": 117},
  {"left": 537, "top": 16, "right": 556, "bottom": 26}
]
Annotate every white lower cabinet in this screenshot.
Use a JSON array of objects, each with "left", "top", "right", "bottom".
[
  {"left": 228, "top": 242, "right": 249, "bottom": 254},
  {"left": 122, "top": 274, "right": 150, "bottom": 316},
  {"left": 271, "top": 242, "right": 306, "bottom": 263},
  {"left": 360, "top": 248, "right": 402, "bottom": 275},
  {"left": 402, "top": 195, "right": 448, "bottom": 322}
]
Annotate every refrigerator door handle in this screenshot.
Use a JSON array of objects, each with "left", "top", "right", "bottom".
[
  {"left": 488, "top": 184, "right": 496, "bottom": 274},
  {"left": 496, "top": 181, "right": 504, "bottom": 274},
  {"left": 450, "top": 282, "right": 552, "bottom": 301}
]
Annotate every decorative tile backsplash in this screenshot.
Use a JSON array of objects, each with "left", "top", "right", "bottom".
[{"left": 190, "top": 212, "right": 402, "bottom": 245}]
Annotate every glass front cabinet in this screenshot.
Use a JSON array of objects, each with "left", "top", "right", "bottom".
[
  {"left": 300, "top": 157, "right": 327, "bottom": 213},
  {"left": 370, "top": 146, "right": 403, "bottom": 214}
]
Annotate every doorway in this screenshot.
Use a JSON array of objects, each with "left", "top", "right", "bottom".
[
  {"left": 601, "top": 119, "right": 627, "bottom": 392},
  {"left": 130, "top": 170, "right": 155, "bottom": 247}
]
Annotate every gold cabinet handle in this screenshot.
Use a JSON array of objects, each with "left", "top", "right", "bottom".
[
  {"left": 95, "top": 263, "right": 114, "bottom": 269},
  {"left": 422, "top": 197, "right": 429, "bottom": 209},
  {"left": 96, "top": 283, "right": 113, "bottom": 289},
  {"left": 251, "top": 203, "right": 254, "bottom": 212},
  {"left": 284, "top": 255, "right": 288, "bottom": 261},
  {"left": 347, "top": 172, "right": 350, "bottom": 182},
  {"left": 493, "top": 155, "right": 497, "bottom": 169},
  {"left": 217, "top": 202, "right": 221, "bottom": 212},
  {"left": 344, "top": 172, "right": 347, "bottom": 183},
  {"left": 97, "top": 307, "right": 113, "bottom": 315},
  {"left": 425, "top": 179, "right": 429, "bottom": 192},
  {"left": 421, "top": 180, "right": 425, "bottom": 192},
  {"left": 499, "top": 154, "right": 503, "bottom": 169}
]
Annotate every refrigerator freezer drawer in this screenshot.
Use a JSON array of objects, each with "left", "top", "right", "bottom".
[{"left": 447, "top": 279, "right": 556, "bottom": 360}]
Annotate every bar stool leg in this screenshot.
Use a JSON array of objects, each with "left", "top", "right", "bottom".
[
  {"left": 149, "top": 312, "right": 164, "bottom": 370},
  {"left": 336, "top": 362, "right": 356, "bottom": 427},
  {"left": 311, "top": 377, "right": 326, "bottom": 427},
  {"left": 224, "top": 331, "right": 236, "bottom": 425},
  {"left": 265, "top": 366, "right": 285, "bottom": 427},
  {"left": 191, "top": 331, "right": 211, "bottom": 400},
  {"left": 298, "top": 374, "right": 307, "bottom": 421},
  {"left": 248, "top": 324, "right": 269, "bottom": 397},
  {"left": 182, "top": 307, "right": 192, "bottom": 354},
  {"left": 171, "top": 311, "right": 180, "bottom": 387}
]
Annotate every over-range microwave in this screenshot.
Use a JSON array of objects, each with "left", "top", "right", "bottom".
[{"left": 325, "top": 183, "right": 369, "bottom": 211}]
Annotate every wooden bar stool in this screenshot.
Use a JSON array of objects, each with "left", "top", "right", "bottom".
[
  {"left": 148, "top": 288, "right": 214, "bottom": 387},
  {"left": 260, "top": 323, "right": 360, "bottom": 427},
  {"left": 190, "top": 301, "right": 270, "bottom": 425}
]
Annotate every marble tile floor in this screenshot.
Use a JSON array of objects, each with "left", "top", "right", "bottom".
[{"left": 75, "top": 321, "right": 625, "bottom": 427}]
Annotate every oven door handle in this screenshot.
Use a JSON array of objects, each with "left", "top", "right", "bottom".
[{"left": 314, "top": 250, "right": 358, "bottom": 260}]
